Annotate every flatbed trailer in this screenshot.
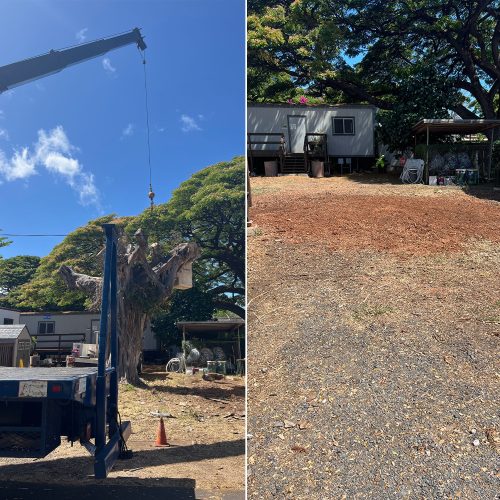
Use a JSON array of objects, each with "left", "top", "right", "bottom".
[{"left": 0, "top": 225, "right": 130, "bottom": 478}]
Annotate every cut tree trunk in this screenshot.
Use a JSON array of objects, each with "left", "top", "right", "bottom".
[{"left": 59, "top": 227, "right": 200, "bottom": 385}]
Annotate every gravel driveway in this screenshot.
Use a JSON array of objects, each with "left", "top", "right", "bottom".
[{"left": 247, "top": 176, "right": 500, "bottom": 499}]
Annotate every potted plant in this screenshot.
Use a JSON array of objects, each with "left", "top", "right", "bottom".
[{"left": 375, "top": 154, "right": 387, "bottom": 173}]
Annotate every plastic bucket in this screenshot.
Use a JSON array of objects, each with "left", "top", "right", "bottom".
[
  {"left": 466, "top": 169, "right": 478, "bottom": 185},
  {"left": 216, "top": 361, "right": 227, "bottom": 375},
  {"left": 311, "top": 161, "right": 324, "bottom": 178},
  {"left": 455, "top": 169, "right": 467, "bottom": 185},
  {"left": 264, "top": 160, "right": 278, "bottom": 177},
  {"left": 407, "top": 168, "right": 419, "bottom": 183}
]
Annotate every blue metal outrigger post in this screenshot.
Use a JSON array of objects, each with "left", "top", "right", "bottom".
[
  {"left": 94, "top": 223, "right": 131, "bottom": 478},
  {"left": 0, "top": 224, "right": 130, "bottom": 473}
]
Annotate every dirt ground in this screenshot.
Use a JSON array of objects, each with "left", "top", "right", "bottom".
[
  {"left": 247, "top": 174, "right": 500, "bottom": 499},
  {"left": 0, "top": 367, "right": 245, "bottom": 499}
]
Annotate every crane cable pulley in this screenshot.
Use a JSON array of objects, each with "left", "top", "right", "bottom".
[{"left": 138, "top": 47, "right": 154, "bottom": 210}]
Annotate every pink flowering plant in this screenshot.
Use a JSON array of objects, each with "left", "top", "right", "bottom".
[{"left": 287, "top": 95, "right": 313, "bottom": 105}]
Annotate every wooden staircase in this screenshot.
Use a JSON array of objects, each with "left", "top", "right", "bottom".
[{"left": 282, "top": 154, "right": 307, "bottom": 174}]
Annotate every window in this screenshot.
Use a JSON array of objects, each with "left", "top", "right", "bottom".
[
  {"left": 3, "top": 318, "right": 14, "bottom": 325},
  {"left": 332, "top": 117, "right": 355, "bottom": 135},
  {"left": 38, "top": 321, "right": 55, "bottom": 334}
]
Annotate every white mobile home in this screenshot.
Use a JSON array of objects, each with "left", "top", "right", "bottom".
[
  {"left": 0, "top": 307, "right": 21, "bottom": 325},
  {"left": 19, "top": 311, "right": 158, "bottom": 357},
  {"left": 247, "top": 102, "right": 377, "bottom": 174},
  {"left": 20, "top": 311, "right": 100, "bottom": 345}
]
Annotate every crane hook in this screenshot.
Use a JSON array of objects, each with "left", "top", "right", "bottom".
[{"left": 148, "top": 185, "right": 155, "bottom": 211}]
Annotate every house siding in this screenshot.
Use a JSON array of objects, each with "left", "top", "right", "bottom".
[
  {"left": 19, "top": 311, "right": 158, "bottom": 352},
  {"left": 0, "top": 308, "right": 21, "bottom": 325},
  {"left": 247, "top": 103, "right": 376, "bottom": 157},
  {"left": 20, "top": 312, "right": 100, "bottom": 344}
]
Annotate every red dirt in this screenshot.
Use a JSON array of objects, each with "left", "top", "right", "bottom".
[{"left": 253, "top": 190, "right": 500, "bottom": 256}]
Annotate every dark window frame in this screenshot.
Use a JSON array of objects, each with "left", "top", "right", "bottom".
[
  {"left": 38, "top": 321, "right": 55, "bottom": 334},
  {"left": 332, "top": 116, "right": 355, "bottom": 136},
  {"left": 3, "top": 318, "right": 14, "bottom": 325}
]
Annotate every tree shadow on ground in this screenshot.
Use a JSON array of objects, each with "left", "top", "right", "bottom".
[
  {"left": 0, "top": 439, "right": 244, "bottom": 488},
  {"left": 0, "top": 479, "right": 197, "bottom": 500},
  {"left": 146, "top": 380, "right": 245, "bottom": 401},
  {"left": 334, "top": 172, "right": 500, "bottom": 202},
  {"left": 332, "top": 172, "right": 402, "bottom": 185},
  {"left": 463, "top": 184, "right": 500, "bottom": 202}
]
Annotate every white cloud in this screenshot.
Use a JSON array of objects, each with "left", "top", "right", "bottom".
[
  {"left": 0, "top": 126, "right": 99, "bottom": 207},
  {"left": 35, "top": 126, "right": 72, "bottom": 159},
  {"left": 121, "top": 123, "right": 134, "bottom": 138},
  {"left": 0, "top": 148, "right": 36, "bottom": 181},
  {"left": 44, "top": 154, "right": 80, "bottom": 177},
  {"left": 76, "top": 28, "right": 88, "bottom": 43},
  {"left": 102, "top": 57, "right": 116, "bottom": 74},
  {"left": 0, "top": 129, "right": 9, "bottom": 140},
  {"left": 180, "top": 114, "right": 202, "bottom": 132}
]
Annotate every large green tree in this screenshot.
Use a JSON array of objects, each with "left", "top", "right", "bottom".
[
  {"left": 129, "top": 156, "right": 245, "bottom": 318},
  {"left": 0, "top": 255, "right": 41, "bottom": 295},
  {"left": 377, "top": 65, "right": 462, "bottom": 150},
  {"left": 0, "top": 232, "right": 11, "bottom": 252},
  {"left": 151, "top": 285, "right": 215, "bottom": 347},
  {"left": 5, "top": 158, "right": 245, "bottom": 320},
  {"left": 248, "top": 1, "right": 500, "bottom": 121},
  {"left": 2, "top": 215, "right": 120, "bottom": 311}
]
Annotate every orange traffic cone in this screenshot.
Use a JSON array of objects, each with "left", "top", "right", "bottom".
[{"left": 154, "top": 417, "right": 169, "bottom": 447}]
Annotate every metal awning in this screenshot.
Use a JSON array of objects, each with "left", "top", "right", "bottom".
[
  {"left": 176, "top": 319, "right": 244, "bottom": 334},
  {"left": 176, "top": 319, "right": 245, "bottom": 364},
  {"left": 413, "top": 119, "right": 500, "bottom": 135}
]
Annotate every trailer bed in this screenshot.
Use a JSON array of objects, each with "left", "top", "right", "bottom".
[
  {"left": 0, "top": 367, "right": 97, "bottom": 380},
  {"left": 0, "top": 367, "right": 105, "bottom": 404}
]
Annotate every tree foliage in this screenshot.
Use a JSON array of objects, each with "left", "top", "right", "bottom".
[
  {"left": 129, "top": 156, "right": 245, "bottom": 318},
  {"left": 0, "top": 255, "right": 41, "bottom": 295},
  {"left": 1, "top": 215, "right": 123, "bottom": 311},
  {"left": 377, "top": 65, "right": 461, "bottom": 151},
  {"left": 151, "top": 285, "right": 215, "bottom": 347},
  {"left": 2, "top": 157, "right": 245, "bottom": 320},
  {"left": 248, "top": 1, "right": 500, "bottom": 120}
]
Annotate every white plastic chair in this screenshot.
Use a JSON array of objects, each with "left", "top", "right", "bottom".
[{"left": 400, "top": 158, "right": 424, "bottom": 184}]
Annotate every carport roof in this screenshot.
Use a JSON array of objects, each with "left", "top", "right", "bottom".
[
  {"left": 413, "top": 119, "right": 500, "bottom": 135},
  {"left": 176, "top": 319, "right": 244, "bottom": 334}
]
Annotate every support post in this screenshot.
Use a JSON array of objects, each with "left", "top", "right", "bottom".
[
  {"left": 94, "top": 223, "right": 129, "bottom": 479},
  {"left": 95, "top": 225, "right": 114, "bottom": 454},
  {"left": 236, "top": 326, "right": 241, "bottom": 361},
  {"left": 425, "top": 126, "right": 430, "bottom": 185},
  {"left": 108, "top": 241, "right": 118, "bottom": 439},
  {"left": 488, "top": 128, "right": 494, "bottom": 180},
  {"left": 182, "top": 325, "right": 186, "bottom": 373}
]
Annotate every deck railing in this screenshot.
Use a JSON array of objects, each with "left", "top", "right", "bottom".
[
  {"left": 247, "top": 132, "right": 286, "bottom": 173},
  {"left": 31, "top": 333, "right": 86, "bottom": 362}
]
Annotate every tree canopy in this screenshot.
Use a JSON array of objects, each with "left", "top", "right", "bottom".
[
  {"left": 1, "top": 215, "right": 120, "bottom": 311},
  {"left": 151, "top": 285, "right": 215, "bottom": 347},
  {"left": 0, "top": 232, "right": 11, "bottom": 252},
  {"left": 248, "top": 1, "right": 500, "bottom": 121},
  {"left": 129, "top": 156, "right": 245, "bottom": 318},
  {"left": 2, "top": 157, "right": 245, "bottom": 323},
  {"left": 0, "top": 255, "right": 41, "bottom": 295}
]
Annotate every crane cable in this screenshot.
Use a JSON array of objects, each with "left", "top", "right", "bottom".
[{"left": 138, "top": 47, "right": 154, "bottom": 210}]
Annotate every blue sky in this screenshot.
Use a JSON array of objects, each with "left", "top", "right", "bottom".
[{"left": 0, "top": 0, "right": 245, "bottom": 258}]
